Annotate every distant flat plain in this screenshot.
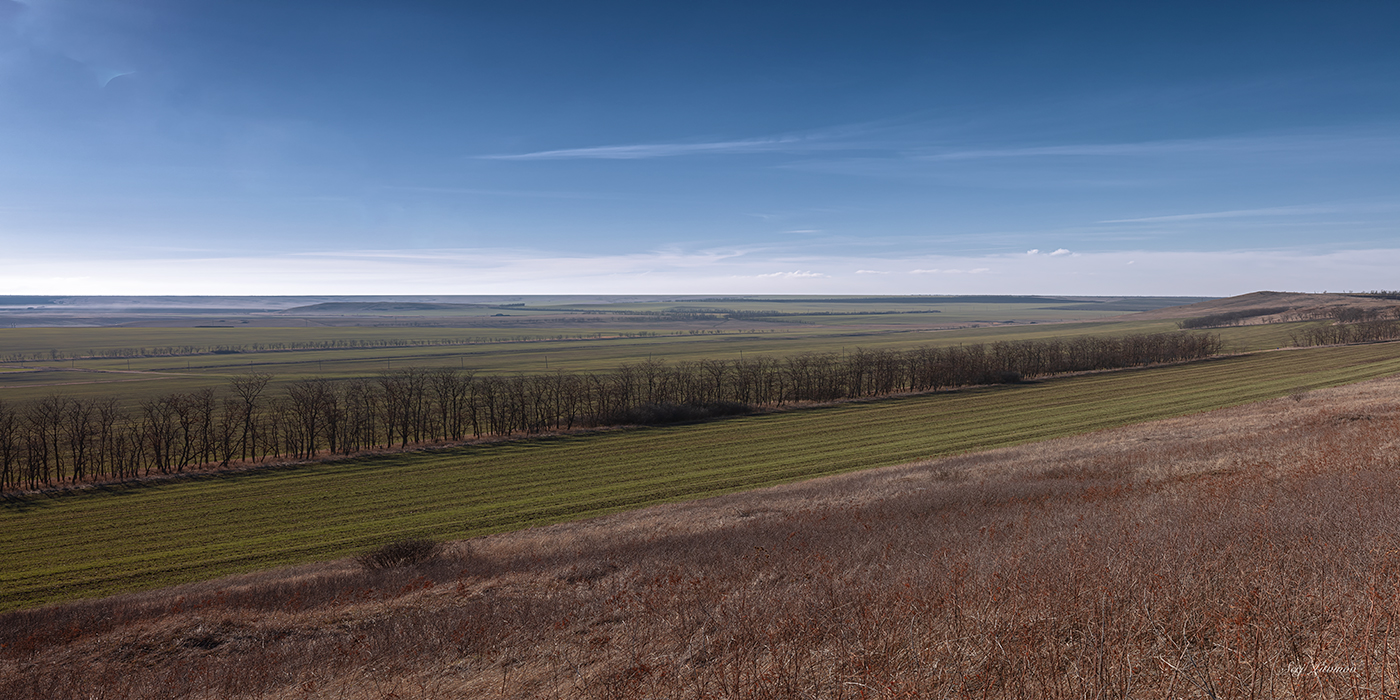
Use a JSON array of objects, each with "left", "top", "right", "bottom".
[{"left": 0, "top": 294, "right": 1325, "bottom": 406}]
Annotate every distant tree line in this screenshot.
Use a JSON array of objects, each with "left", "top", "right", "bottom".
[
  {"left": 0, "top": 332, "right": 1221, "bottom": 493},
  {"left": 1177, "top": 306, "right": 1294, "bottom": 329},
  {"left": 1327, "top": 306, "right": 1400, "bottom": 323},
  {"left": 1348, "top": 290, "right": 1400, "bottom": 301},
  {"left": 1182, "top": 303, "right": 1400, "bottom": 331},
  {"left": 1292, "top": 319, "right": 1400, "bottom": 346},
  {"left": 1286, "top": 303, "right": 1400, "bottom": 346}
]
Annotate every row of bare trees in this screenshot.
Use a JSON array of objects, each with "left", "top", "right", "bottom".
[
  {"left": 1180, "top": 304, "right": 1400, "bottom": 331},
  {"left": 1292, "top": 319, "right": 1400, "bottom": 346},
  {"left": 0, "top": 332, "right": 1221, "bottom": 492},
  {"left": 1177, "top": 306, "right": 1294, "bottom": 329}
]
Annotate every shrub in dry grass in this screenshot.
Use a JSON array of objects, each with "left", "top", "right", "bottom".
[{"left": 355, "top": 538, "right": 443, "bottom": 570}]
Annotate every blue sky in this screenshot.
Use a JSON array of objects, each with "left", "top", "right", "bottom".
[{"left": 2, "top": 0, "right": 1398, "bottom": 295}]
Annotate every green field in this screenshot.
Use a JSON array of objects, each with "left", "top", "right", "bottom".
[
  {"left": 0, "top": 313, "right": 1326, "bottom": 406},
  {"left": 3, "top": 341, "right": 1398, "bottom": 611}
]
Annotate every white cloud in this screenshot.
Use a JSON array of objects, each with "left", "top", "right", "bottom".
[
  {"left": 909, "top": 268, "right": 990, "bottom": 275},
  {"left": 1049, "top": 248, "right": 1072, "bottom": 256},
  {"left": 1026, "top": 249, "right": 1040, "bottom": 255},
  {"left": 756, "top": 270, "right": 828, "bottom": 279},
  {"left": 856, "top": 269, "right": 891, "bottom": 274}
]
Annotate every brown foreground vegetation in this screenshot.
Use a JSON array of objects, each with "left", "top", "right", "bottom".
[{"left": 6, "top": 376, "right": 1400, "bottom": 698}]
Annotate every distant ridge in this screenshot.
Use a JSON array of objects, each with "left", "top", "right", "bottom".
[
  {"left": 1129, "top": 291, "right": 1400, "bottom": 321},
  {"left": 691, "top": 296, "right": 1170, "bottom": 305},
  {"left": 280, "top": 301, "right": 489, "bottom": 314},
  {"left": 699, "top": 295, "right": 1084, "bottom": 304},
  {"left": 0, "top": 296, "right": 60, "bottom": 307}
]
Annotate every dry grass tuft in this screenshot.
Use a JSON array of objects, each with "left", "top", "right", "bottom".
[{"left": 8, "top": 376, "right": 1400, "bottom": 697}]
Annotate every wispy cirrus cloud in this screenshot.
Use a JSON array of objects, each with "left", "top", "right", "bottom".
[
  {"left": 480, "top": 122, "right": 890, "bottom": 161},
  {"left": 923, "top": 140, "right": 1231, "bottom": 161},
  {"left": 478, "top": 125, "right": 1400, "bottom": 172},
  {"left": 1099, "top": 205, "right": 1337, "bottom": 224},
  {"left": 918, "top": 130, "right": 1400, "bottom": 162},
  {"left": 380, "top": 185, "right": 638, "bottom": 200},
  {"left": 483, "top": 136, "right": 808, "bottom": 161}
]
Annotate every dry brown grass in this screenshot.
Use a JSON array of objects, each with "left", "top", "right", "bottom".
[
  {"left": 7, "top": 376, "right": 1400, "bottom": 698},
  {"left": 1130, "top": 290, "right": 1384, "bottom": 319}
]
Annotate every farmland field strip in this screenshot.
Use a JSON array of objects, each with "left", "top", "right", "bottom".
[
  {"left": 4, "top": 317, "right": 1181, "bottom": 371},
  {"left": 118, "top": 321, "right": 1286, "bottom": 376},
  {"left": 0, "top": 323, "right": 1260, "bottom": 374},
  {"left": 2, "top": 349, "right": 1382, "bottom": 556},
  {"left": 4, "top": 342, "right": 1399, "bottom": 610},
  {"left": 0, "top": 300, "right": 1130, "bottom": 352},
  {"left": 0, "top": 347, "right": 1383, "bottom": 531},
  {"left": 0, "top": 315, "right": 1327, "bottom": 380},
  {"left": 0, "top": 321, "right": 1315, "bottom": 405}
]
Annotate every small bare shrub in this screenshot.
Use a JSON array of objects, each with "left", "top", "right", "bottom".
[{"left": 355, "top": 538, "right": 443, "bottom": 570}]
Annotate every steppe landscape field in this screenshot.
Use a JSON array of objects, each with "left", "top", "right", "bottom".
[
  {"left": 7, "top": 2, "right": 1400, "bottom": 696},
  {"left": 5, "top": 292, "right": 1400, "bottom": 698}
]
